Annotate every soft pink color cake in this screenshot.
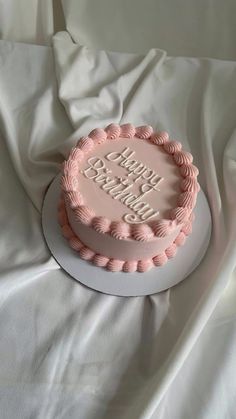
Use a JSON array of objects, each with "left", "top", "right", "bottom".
[{"left": 58, "top": 123, "right": 200, "bottom": 273}]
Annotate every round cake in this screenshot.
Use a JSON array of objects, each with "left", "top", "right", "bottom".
[{"left": 58, "top": 123, "right": 200, "bottom": 273}]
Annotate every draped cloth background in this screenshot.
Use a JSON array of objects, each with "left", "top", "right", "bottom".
[{"left": 0, "top": 1, "right": 236, "bottom": 418}]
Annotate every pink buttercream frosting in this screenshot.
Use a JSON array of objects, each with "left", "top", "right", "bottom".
[
  {"left": 107, "top": 259, "right": 124, "bottom": 272},
  {"left": 165, "top": 243, "right": 177, "bottom": 258},
  {"left": 63, "top": 159, "right": 78, "bottom": 175},
  {"left": 62, "top": 224, "right": 74, "bottom": 239},
  {"left": 110, "top": 221, "right": 130, "bottom": 239},
  {"left": 174, "top": 150, "right": 193, "bottom": 166},
  {"left": 105, "top": 123, "right": 121, "bottom": 139},
  {"left": 69, "top": 237, "right": 83, "bottom": 251},
  {"left": 174, "top": 232, "right": 186, "bottom": 246},
  {"left": 120, "top": 123, "right": 136, "bottom": 138},
  {"left": 77, "top": 136, "right": 94, "bottom": 152},
  {"left": 62, "top": 124, "right": 198, "bottom": 240},
  {"left": 163, "top": 141, "right": 182, "bottom": 154},
  {"left": 178, "top": 191, "right": 197, "bottom": 208},
  {"left": 69, "top": 147, "right": 84, "bottom": 162},
  {"left": 171, "top": 207, "right": 190, "bottom": 223},
  {"left": 151, "top": 220, "right": 174, "bottom": 237},
  {"left": 150, "top": 130, "right": 169, "bottom": 145},
  {"left": 59, "top": 123, "right": 200, "bottom": 272},
  {"left": 89, "top": 128, "right": 107, "bottom": 144},
  {"left": 74, "top": 205, "right": 95, "bottom": 225},
  {"left": 135, "top": 125, "right": 153, "bottom": 139},
  {"left": 122, "top": 260, "right": 138, "bottom": 273},
  {"left": 92, "top": 216, "right": 111, "bottom": 233},
  {"left": 180, "top": 164, "right": 199, "bottom": 177},
  {"left": 93, "top": 254, "right": 109, "bottom": 267},
  {"left": 131, "top": 224, "right": 154, "bottom": 241},
  {"left": 181, "top": 221, "right": 192, "bottom": 236},
  {"left": 65, "top": 191, "right": 84, "bottom": 208},
  {"left": 79, "top": 246, "right": 95, "bottom": 260},
  {"left": 137, "top": 259, "right": 153, "bottom": 272},
  {"left": 61, "top": 175, "right": 78, "bottom": 192},
  {"left": 58, "top": 209, "right": 68, "bottom": 226},
  {"left": 153, "top": 252, "right": 168, "bottom": 266},
  {"left": 181, "top": 177, "right": 200, "bottom": 193},
  {"left": 57, "top": 198, "right": 194, "bottom": 272}
]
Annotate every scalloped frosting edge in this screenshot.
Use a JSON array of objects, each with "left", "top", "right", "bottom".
[
  {"left": 61, "top": 123, "right": 199, "bottom": 242},
  {"left": 58, "top": 197, "right": 194, "bottom": 273}
]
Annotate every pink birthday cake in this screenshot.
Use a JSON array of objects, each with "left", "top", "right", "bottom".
[{"left": 58, "top": 123, "right": 200, "bottom": 273}]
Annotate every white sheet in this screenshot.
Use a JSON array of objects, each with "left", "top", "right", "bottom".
[
  {"left": 61, "top": 0, "right": 236, "bottom": 60},
  {"left": 0, "top": 31, "right": 236, "bottom": 418},
  {"left": 1, "top": 0, "right": 236, "bottom": 417},
  {"left": 0, "top": 0, "right": 66, "bottom": 46},
  {"left": 0, "top": 0, "right": 54, "bottom": 45}
]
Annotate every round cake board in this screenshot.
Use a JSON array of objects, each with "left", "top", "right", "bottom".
[{"left": 42, "top": 174, "right": 212, "bottom": 297}]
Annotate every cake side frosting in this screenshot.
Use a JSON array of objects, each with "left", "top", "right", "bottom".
[
  {"left": 66, "top": 201, "right": 183, "bottom": 260},
  {"left": 58, "top": 196, "right": 195, "bottom": 272}
]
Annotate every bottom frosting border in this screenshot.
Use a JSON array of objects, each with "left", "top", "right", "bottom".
[{"left": 58, "top": 197, "right": 193, "bottom": 273}]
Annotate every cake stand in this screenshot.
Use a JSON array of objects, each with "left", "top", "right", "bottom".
[{"left": 42, "top": 174, "right": 212, "bottom": 297}]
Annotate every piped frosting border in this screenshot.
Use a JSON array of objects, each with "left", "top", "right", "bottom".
[
  {"left": 58, "top": 196, "right": 195, "bottom": 272},
  {"left": 61, "top": 123, "right": 200, "bottom": 242}
]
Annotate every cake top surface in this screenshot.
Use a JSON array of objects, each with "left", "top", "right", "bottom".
[
  {"left": 61, "top": 123, "right": 200, "bottom": 241},
  {"left": 78, "top": 137, "right": 181, "bottom": 223}
]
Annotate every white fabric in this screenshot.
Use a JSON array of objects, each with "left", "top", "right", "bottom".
[
  {"left": 61, "top": 0, "right": 236, "bottom": 60},
  {"left": 1, "top": 1, "right": 236, "bottom": 417},
  {"left": 0, "top": 31, "right": 236, "bottom": 418},
  {"left": 0, "top": 0, "right": 65, "bottom": 45}
]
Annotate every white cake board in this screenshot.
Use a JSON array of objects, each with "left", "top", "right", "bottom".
[{"left": 42, "top": 174, "right": 212, "bottom": 297}]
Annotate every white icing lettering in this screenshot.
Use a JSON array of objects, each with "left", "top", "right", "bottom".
[
  {"left": 105, "top": 147, "right": 164, "bottom": 189},
  {"left": 106, "top": 147, "right": 135, "bottom": 163},
  {"left": 124, "top": 210, "right": 159, "bottom": 223},
  {"left": 82, "top": 157, "right": 105, "bottom": 179},
  {"left": 82, "top": 147, "right": 165, "bottom": 223}
]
